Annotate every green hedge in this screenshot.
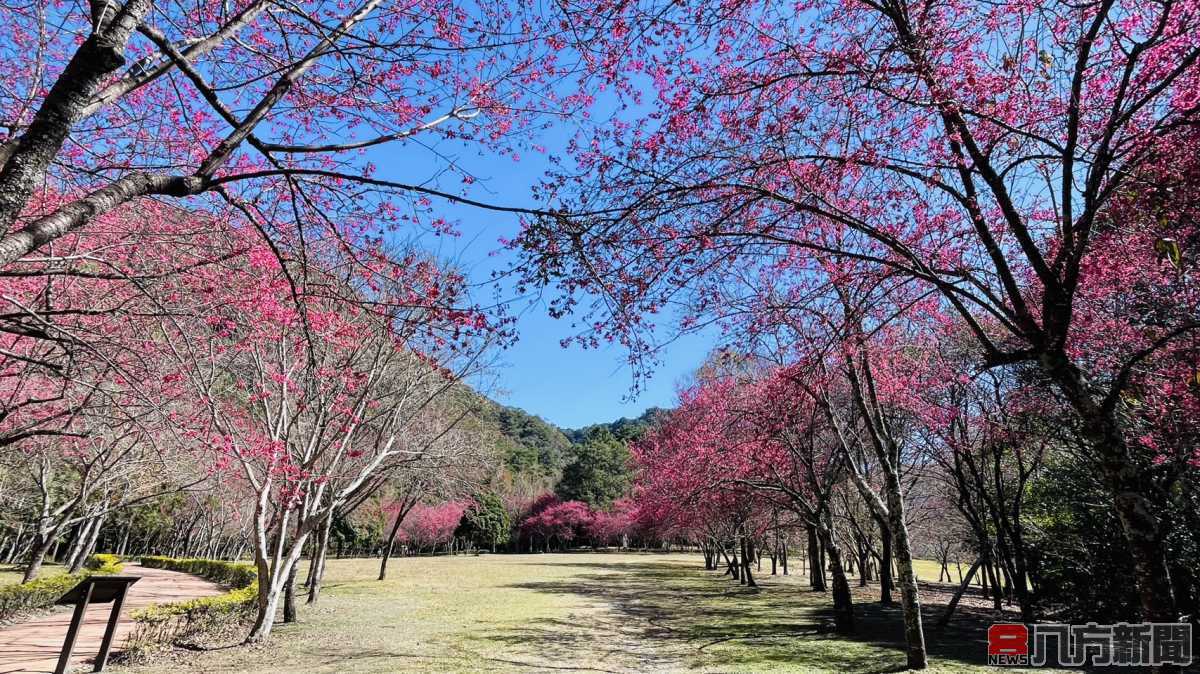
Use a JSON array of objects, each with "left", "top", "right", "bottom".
[
  {"left": 138, "top": 556, "right": 256, "bottom": 589},
  {"left": 124, "top": 556, "right": 258, "bottom": 656},
  {"left": 0, "top": 554, "right": 124, "bottom": 622}
]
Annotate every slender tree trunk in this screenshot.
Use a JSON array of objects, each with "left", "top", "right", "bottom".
[
  {"left": 984, "top": 558, "right": 1002, "bottom": 612},
  {"left": 879, "top": 523, "right": 895, "bottom": 605},
  {"left": 246, "top": 532, "right": 310, "bottom": 642},
  {"left": 818, "top": 522, "right": 854, "bottom": 634},
  {"left": 70, "top": 515, "right": 103, "bottom": 573},
  {"left": 247, "top": 578, "right": 283, "bottom": 642},
  {"left": 741, "top": 537, "right": 757, "bottom": 588},
  {"left": 63, "top": 519, "right": 93, "bottom": 571},
  {"left": 3, "top": 524, "right": 23, "bottom": 563},
  {"left": 937, "top": 558, "right": 982, "bottom": 629},
  {"left": 885, "top": 477, "right": 928, "bottom": 670},
  {"left": 22, "top": 523, "right": 64, "bottom": 583},
  {"left": 307, "top": 515, "right": 333, "bottom": 604},
  {"left": 117, "top": 524, "right": 130, "bottom": 557},
  {"left": 819, "top": 539, "right": 828, "bottom": 586},
  {"left": 807, "top": 525, "right": 825, "bottom": 591},
  {"left": 379, "top": 504, "right": 408, "bottom": 581},
  {"left": 282, "top": 561, "right": 299, "bottom": 623}
]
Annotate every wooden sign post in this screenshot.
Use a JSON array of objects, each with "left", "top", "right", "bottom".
[{"left": 54, "top": 575, "right": 141, "bottom": 674}]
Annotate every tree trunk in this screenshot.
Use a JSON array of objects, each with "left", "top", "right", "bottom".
[
  {"left": 22, "top": 524, "right": 64, "bottom": 583},
  {"left": 817, "top": 522, "right": 854, "bottom": 634},
  {"left": 246, "top": 531, "right": 310, "bottom": 642},
  {"left": 807, "top": 525, "right": 825, "bottom": 591},
  {"left": 1043, "top": 353, "right": 1178, "bottom": 625},
  {"left": 306, "top": 515, "right": 333, "bottom": 604},
  {"left": 246, "top": 576, "right": 283, "bottom": 642},
  {"left": 283, "top": 563, "right": 298, "bottom": 623},
  {"left": 983, "top": 558, "right": 1002, "bottom": 612},
  {"left": 3, "top": 524, "right": 23, "bottom": 563},
  {"left": 885, "top": 476, "right": 928, "bottom": 670},
  {"left": 63, "top": 519, "right": 91, "bottom": 571},
  {"left": 741, "top": 537, "right": 757, "bottom": 588},
  {"left": 879, "top": 523, "right": 895, "bottom": 605},
  {"left": 117, "top": 524, "right": 130, "bottom": 557},
  {"left": 379, "top": 505, "right": 407, "bottom": 581},
  {"left": 937, "top": 558, "right": 982, "bottom": 629},
  {"left": 69, "top": 515, "right": 104, "bottom": 574}
]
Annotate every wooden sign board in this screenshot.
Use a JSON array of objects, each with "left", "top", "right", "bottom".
[{"left": 54, "top": 575, "right": 141, "bottom": 674}]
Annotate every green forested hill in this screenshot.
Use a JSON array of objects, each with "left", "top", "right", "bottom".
[
  {"left": 476, "top": 402, "right": 574, "bottom": 475},
  {"left": 561, "top": 408, "right": 662, "bottom": 444},
  {"left": 471, "top": 397, "right": 661, "bottom": 501}
]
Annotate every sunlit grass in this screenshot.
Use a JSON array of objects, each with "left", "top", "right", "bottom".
[{"left": 113, "top": 552, "right": 1055, "bottom": 673}]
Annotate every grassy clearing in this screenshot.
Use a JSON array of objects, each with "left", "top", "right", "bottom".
[
  {"left": 113, "top": 552, "right": 1056, "bottom": 674},
  {"left": 0, "top": 562, "right": 66, "bottom": 586}
]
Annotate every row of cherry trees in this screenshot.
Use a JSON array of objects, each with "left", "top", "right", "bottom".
[
  {"left": 512, "top": 0, "right": 1200, "bottom": 669},
  {"left": 0, "top": 199, "right": 503, "bottom": 638},
  {"left": 0, "top": 0, "right": 593, "bottom": 645},
  {"left": 626, "top": 293, "right": 1199, "bottom": 667}
]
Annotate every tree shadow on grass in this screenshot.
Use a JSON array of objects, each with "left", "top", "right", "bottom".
[{"left": 482, "top": 558, "right": 1004, "bottom": 673}]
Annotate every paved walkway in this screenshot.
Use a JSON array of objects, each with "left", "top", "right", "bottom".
[{"left": 0, "top": 564, "right": 224, "bottom": 673}]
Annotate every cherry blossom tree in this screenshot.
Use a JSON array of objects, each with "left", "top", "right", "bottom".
[
  {"left": 151, "top": 225, "right": 497, "bottom": 640},
  {"left": 0, "top": 0, "right": 577, "bottom": 267},
  {"left": 633, "top": 372, "right": 859, "bottom": 629},
  {"left": 0, "top": 0, "right": 578, "bottom": 479},
  {"left": 1, "top": 201, "right": 238, "bottom": 579}
]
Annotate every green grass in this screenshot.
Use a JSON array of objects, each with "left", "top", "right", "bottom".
[
  {"left": 0, "top": 562, "right": 66, "bottom": 586},
  {"left": 113, "top": 552, "right": 1056, "bottom": 673}
]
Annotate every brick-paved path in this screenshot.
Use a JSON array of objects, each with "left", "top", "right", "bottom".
[{"left": 0, "top": 564, "right": 223, "bottom": 673}]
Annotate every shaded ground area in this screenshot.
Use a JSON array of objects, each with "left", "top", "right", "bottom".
[
  {"left": 108, "top": 552, "right": 1066, "bottom": 673},
  {"left": 486, "top": 557, "right": 1037, "bottom": 673},
  {"left": 0, "top": 564, "right": 223, "bottom": 674}
]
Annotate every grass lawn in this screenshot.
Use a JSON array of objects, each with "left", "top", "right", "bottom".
[
  {"left": 112, "top": 551, "right": 1060, "bottom": 674},
  {"left": 0, "top": 562, "right": 66, "bottom": 585}
]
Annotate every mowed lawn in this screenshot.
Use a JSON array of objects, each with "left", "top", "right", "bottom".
[
  {"left": 0, "top": 562, "right": 66, "bottom": 585},
  {"left": 114, "top": 552, "right": 1056, "bottom": 674}
]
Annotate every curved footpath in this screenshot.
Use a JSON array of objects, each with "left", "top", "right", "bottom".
[{"left": 0, "top": 564, "right": 224, "bottom": 673}]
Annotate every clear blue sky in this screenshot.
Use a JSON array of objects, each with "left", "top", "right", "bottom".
[{"left": 373, "top": 123, "right": 713, "bottom": 430}]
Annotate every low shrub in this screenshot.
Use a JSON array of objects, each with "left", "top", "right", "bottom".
[
  {"left": 122, "top": 555, "right": 258, "bottom": 658},
  {"left": 85, "top": 553, "right": 123, "bottom": 571},
  {"left": 138, "top": 556, "right": 256, "bottom": 589},
  {"left": 0, "top": 554, "right": 124, "bottom": 623}
]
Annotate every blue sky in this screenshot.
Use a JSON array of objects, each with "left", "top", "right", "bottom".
[{"left": 374, "top": 125, "right": 713, "bottom": 430}]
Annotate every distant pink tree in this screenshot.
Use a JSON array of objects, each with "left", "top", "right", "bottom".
[
  {"left": 519, "top": 497, "right": 593, "bottom": 551},
  {"left": 587, "top": 498, "right": 637, "bottom": 548},
  {"left": 400, "top": 501, "right": 469, "bottom": 553}
]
